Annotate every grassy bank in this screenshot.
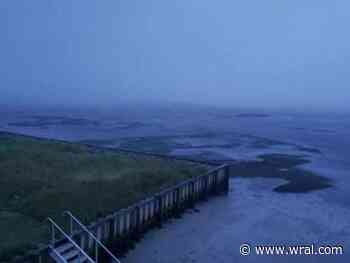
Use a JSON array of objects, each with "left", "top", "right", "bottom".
[{"left": 0, "top": 132, "right": 206, "bottom": 261}]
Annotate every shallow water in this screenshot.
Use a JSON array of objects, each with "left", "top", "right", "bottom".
[{"left": 123, "top": 178, "right": 349, "bottom": 263}]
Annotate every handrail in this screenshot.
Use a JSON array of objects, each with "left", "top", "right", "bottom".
[
  {"left": 205, "top": 163, "right": 228, "bottom": 175},
  {"left": 63, "top": 211, "right": 121, "bottom": 263},
  {"left": 48, "top": 245, "right": 68, "bottom": 263},
  {"left": 47, "top": 217, "right": 95, "bottom": 263}
]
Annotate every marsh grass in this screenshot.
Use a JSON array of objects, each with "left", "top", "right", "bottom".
[
  {"left": 230, "top": 153, "right": 332, "bottom": 193},
  {"left": 0, "top": 132, "right": 204, "bottom": 261}
]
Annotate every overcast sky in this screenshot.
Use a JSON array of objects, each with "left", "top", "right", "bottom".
[{"left": 0, "top": 0, "right": 349, "bottom": 111}]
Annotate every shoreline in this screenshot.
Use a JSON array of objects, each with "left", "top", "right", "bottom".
[
  {"left": 0, "top": 130, "right": 233, "bottom": 166},
  {"left": 0, "top": 131, "right": 332, "bottom": 194}
]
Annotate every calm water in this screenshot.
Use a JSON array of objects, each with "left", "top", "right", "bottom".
[{"left": 1, "top": 105, "right": 349, "bottom": 262}]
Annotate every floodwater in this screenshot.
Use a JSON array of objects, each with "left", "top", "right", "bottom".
[{"left": 1, "top": 105, "right": 349, "bottom": 262}]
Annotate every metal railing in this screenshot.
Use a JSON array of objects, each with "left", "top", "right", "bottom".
[
  {"left": 47, "top": 217, "right": 95, "bottom": 263},
  {"left": 63, "top": 211, "right": 121, "bottom": 263}
]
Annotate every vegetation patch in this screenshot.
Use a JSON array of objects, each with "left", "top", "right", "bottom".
[
  {"left": 230, "top": 154, "right": 332, "bottom": 193},
  {"left": 0, "top": 132, "right": 205, "bottom": 261}
]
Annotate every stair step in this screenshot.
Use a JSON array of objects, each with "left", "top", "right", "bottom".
[
  {"left": 65, "top": 251, "right": 89, "bottom": 263},
  {"left": 68, "top": 255, "right": 89, "bottom": 263},
  {"left": 63, "top": 249, "right": 81, "bottom": 261},
  {"left": 49, "top": 246, "right": 91, "bottom": 263},
  {"left": 56, "top": 242, "right": 75, "bottom": 254}
]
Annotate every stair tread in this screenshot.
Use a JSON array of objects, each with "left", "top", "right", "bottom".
[
  {"left": 63, "top": 248, "right": 82, "bottom": 260},
  {"left": 49, "top": 247, "right": 90, "bottom": 263},
  {"left": 56, "top": 242, "right": 75, "bottom": 253},
  {"left": 68, "top": 256, "right": 89, "bottom": 263}
]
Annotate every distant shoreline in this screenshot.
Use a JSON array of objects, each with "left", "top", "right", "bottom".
[
  {"left": 1, "top": 130, "right": 331, "bottom": 194},
  {"left": 0, "top": 130, "right": 232, "bottom": 166},
  {"left": 235, "top": 113, "right": 270, "bottom": 118}
]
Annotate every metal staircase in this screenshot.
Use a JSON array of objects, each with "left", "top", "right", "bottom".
[{"left": 48, "top": 212, "right": 121, "bottom": 263}]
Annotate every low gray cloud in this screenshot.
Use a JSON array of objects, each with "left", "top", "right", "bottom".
[{"left": 0, "top": 0, "right": 349, "bottom": 111}]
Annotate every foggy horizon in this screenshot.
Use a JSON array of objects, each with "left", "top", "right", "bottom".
[{"left": 1, "top": 0, "right": 349, "bottom": 112}]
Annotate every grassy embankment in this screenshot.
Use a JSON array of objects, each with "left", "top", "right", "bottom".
[{"left": 0, "top": 132, "right": 205, "bottom": 261}]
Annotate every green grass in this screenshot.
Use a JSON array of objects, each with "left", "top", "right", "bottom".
[{"left": 0, "top": 132, "right": 205, "bottom": 261}]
